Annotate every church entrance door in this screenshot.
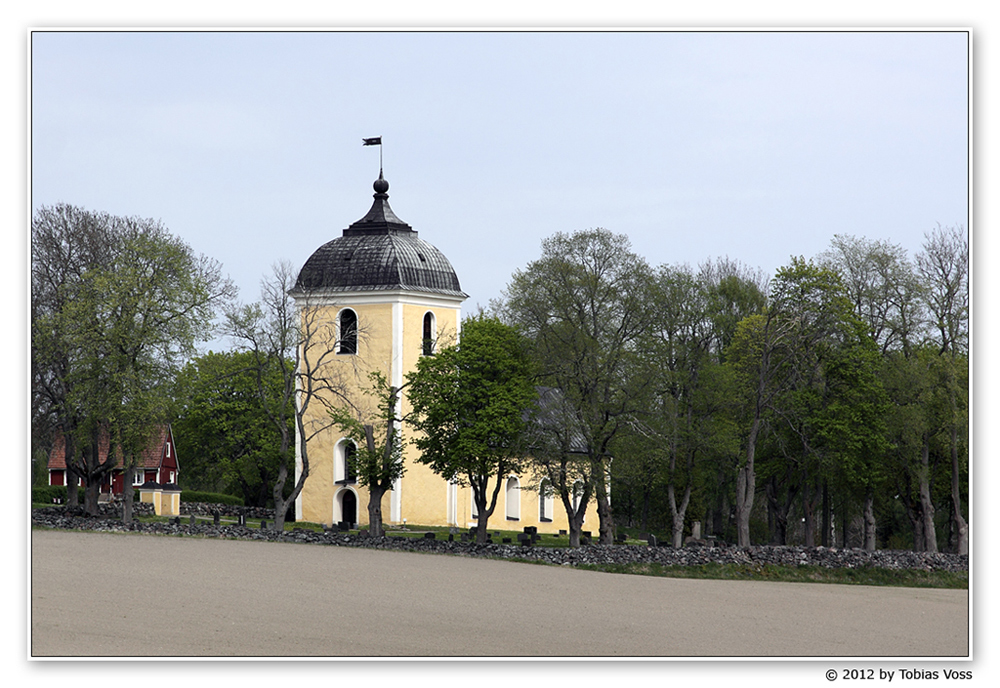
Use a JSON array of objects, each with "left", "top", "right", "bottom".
[{"left": 341, "top": 489, "right": 357, "bottom": 527}]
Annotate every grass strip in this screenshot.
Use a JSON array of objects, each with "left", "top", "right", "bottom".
[{"left": 572, "top": 561, "right": 968, "bottom": 589}]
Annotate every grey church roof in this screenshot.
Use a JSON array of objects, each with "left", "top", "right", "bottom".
[
  {"left": 292, "top": 172, "right": 467, "bottom": 298},
  {"left": 528, "top": 387, "right": 590, "bottom": 456}
]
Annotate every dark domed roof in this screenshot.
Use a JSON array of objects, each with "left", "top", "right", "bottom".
[{"left": 293, "top": 172, "right": 466, "bottom": 298}]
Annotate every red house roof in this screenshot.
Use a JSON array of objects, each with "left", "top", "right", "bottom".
[{"left": 48, "top": 425, "right": 173, "bottom": 471}]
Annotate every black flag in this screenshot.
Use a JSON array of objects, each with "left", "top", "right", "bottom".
[{"left": 362, "top": 137, "right": 382, "bottom": 146}]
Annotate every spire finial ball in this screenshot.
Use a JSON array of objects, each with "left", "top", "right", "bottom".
[{"left": 373, "top": 170, "right": 389, "bottom": 195}]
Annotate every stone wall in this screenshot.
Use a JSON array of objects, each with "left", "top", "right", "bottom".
[
  {"left": 73, "top": 501, "right": 274, "bottom": 520},
  {"left": 30, "top": 507, "right": 967, "bottom": 573},
  {"left": 178, "top": 502, "right": 274, "bottom": 519}
]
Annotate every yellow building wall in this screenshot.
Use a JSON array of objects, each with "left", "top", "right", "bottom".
[
  {"left": 297, "top": 302, "right": 392, "bottom": 526},
  {"left": 451, "top": 474, "right": 602, "bottom": 535},
  {"left": 390, "top": 303, "right": 460, "bottom": 526}
]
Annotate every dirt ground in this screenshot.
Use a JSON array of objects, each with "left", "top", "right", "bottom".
[{"left": 29, "top": 529, "right": 968, "bottom": 658}]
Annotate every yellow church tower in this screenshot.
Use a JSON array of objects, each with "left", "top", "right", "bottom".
[
  {"left": 290, "top": 169, "right": 600, "bottom": 535},
  {"left": 290, "top": 170, "right": 466, "bottom": 528}
]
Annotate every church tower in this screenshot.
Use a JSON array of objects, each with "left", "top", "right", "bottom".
[{"left": 290, "top": 171, "right": 467, "bottom": 527}]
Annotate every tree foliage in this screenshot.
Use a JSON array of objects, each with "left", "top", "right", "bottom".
[
  {"left": 172, "top": 351, "right": 293, "bottom": 506},
  {"left": 406, "top": 315, "right": 536, "bottom": 544},
  {"left": 31, "top": 204, "right": 234, "bottom": 517},
  {"left": 495, "top": 228, "right": 655, "bottom": 544}
]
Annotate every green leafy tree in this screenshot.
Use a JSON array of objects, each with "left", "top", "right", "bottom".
[
  {"left": 173, "top": 351, "right": 292, "bottom": 506},
  {"left": 31, "top": 204, "right": 234, "bottom": 517},
  {"left": 495, "top": 229, "right": 656, "bottom": 544},
  {"left": 406, "top": 316, "right": 536, "bottom": 545},
  {"left": 330, "top": 372, "right": 406, "bottom": 538},
  {"left": 916, "top": 224, "right": 969, "bottom": 554},
  {"left": 881, "top": 347, "right": 941, "bottom": 551},
  {"left": 728, "top": 258, "right": 867, "bottom": 546}
]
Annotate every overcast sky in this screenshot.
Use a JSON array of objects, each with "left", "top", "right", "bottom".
[{"left": 30, "top": 30, "right": 968, "bottom": 336}]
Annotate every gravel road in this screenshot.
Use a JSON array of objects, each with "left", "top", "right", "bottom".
[{"left": 30, "top": 529, "right": 969, "bottom": 658}]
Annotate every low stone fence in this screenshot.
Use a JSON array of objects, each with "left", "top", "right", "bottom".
[
  {"left": 30, "top": 507, "right": 967, "bottom": 573},
  {"left": 94, "top": 502, "right": 155, "bottom": 517},
  {"left": 178, "top": 502, "right": 274, "bottom": 519},
  {"left": 67, "top": 501, "right": 274, "bottom": 520}
]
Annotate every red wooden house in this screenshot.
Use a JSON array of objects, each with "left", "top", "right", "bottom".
[{"left": 47, "top": 425, "right": 179, "bottom": 495}]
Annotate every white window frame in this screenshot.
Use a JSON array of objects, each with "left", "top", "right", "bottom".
[
  {"left": 334, "top": 438, "right": 357, "bottom": 484},
  {"left": 505, "top": 476, "right": 520, "bottom": 521},
  {"left": 539, "top": 478, "right": 554, "bottom": 522},
  {"left": 572, "top": 480, "right": 585, "bottom": 522}
]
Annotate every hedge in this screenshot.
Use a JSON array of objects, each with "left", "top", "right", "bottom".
[{"left": 32, "top": 485, "right": 69, "bottom": 504}]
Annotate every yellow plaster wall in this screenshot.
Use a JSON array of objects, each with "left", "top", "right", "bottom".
[
  {"left": 393, "top": 303, "right": 459, "bottom": 526},
  {"left": 453, "top": 475, "right": 602, "bottom": 535},
  {"left": 298, "top": 302, "right": 393, "bottom": 526}
]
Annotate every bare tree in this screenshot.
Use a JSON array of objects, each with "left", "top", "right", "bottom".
[
  {"left": 228, "top": 261, "right": 354, "bottom": 531},
  {"left": 330, "top": 372, "right": 406, "bottom": 538}
]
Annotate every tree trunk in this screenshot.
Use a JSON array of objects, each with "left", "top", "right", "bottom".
[
  {"left": 821, "top": 482, "right": 831, "bottom": 547},
  {"left": 475, "top": 512, "right": 489, "bottom": 545},
  {"left": 472, "top": 477, "right": 502, "bottom": 545},
  {"left": 272, "top": 462, "right": 289, "bottom": 532},
  {"left": 863, "top": 488, "right": 877, "bottom": 551},
  {"left": 122, "top": 464, "right": 135, "bottom": 524},
  {"left": 765, "top": 477, "right": 791, "bottom": 546},
  {"left": 367, "top": 484, "right": 387, "bottom": 538},
  {"left": 84, "top": 480, "right": 100, "bottom": 516},
  {"left": 82, "top": 430, "right": 108, "bottom": 516},
  {"left": 669, "top": 483, "right": 692, "bottom": 548},
  {"left": 567, "top": 511, "right": 583, "bottom": 547},
  {"left": 950, "top": 424, "right": 968, "bottom": 555},
  {"left": 919, "top": 436, "right": 938, "bottom": 553},
  {"left": 592, "top": 458, "right": 614, "bottom": 545},
  {"left": 735, "top": 416, "right": 761, "bottom": 547},
  {"left": 803, "top": 490, "right": 816, "bottom": 548},
  {"left": 66, "top": 466, "right": 79, "bottom": 509}
]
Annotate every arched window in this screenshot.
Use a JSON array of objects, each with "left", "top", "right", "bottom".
[
  {"left": 344, "top": 442, "right": 357, "bottom": 484},
  {"left": 333, "top": 487, "right": 358, "bottom": 526},
  {"left": 538, "top": 478, "right": 554, "bottom": 523},
  {"left": 505, "top": 476, "right": 520, "bottom": 521},
  {"left": 338, "top": 309, "right": 357, "bottom": 355},
  {"left": 334, "top": 439, "right": 357, "bottom": 485},
  {"left": 422, "top": 311, "right": 436, "bottom": 356}
]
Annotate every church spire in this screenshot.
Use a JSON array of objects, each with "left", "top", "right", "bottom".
[{"left": 345, "top": 169, "right": 411, "bottom": 235}]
